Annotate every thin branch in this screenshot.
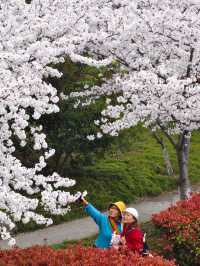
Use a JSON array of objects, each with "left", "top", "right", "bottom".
[
  {"left": 150, "top": 130, "right": 164, "bottom": 149},
  {"left": 108, "top": 50, "right": 137, "bottom": 70},
  {"left": 156, "top": 120, "right": 178, "bottom": 149},
  {"left": 186, "top": 47, "right": 195, "bottom": 77}
]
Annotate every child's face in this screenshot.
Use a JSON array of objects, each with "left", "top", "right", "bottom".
[
  {"left": 122, "top": 212, "right": 136, "bottom": 224},
  {"left": 108, "top": 205, "right": 120, "bottom": 218}
]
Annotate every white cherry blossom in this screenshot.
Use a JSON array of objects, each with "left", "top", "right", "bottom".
[
  {"left": 73, "top": 0, "right": 200, "bottom": 199},
  {"left": 0, "top": 0, "right": 112, "bottom": 245}
]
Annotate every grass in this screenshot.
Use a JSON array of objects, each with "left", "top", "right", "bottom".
[
  {"left": 52, "top": 235, "right": 97, "bottom": 250},
  {"left": 16, "top": 127, "right": 200, "bottom": 233}
]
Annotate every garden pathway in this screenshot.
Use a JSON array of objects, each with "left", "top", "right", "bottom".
[{"left": 0, "top": 184, "right": 199, "bottom": 249}]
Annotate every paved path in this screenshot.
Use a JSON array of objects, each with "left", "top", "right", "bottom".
[{"left": 0, "top": 185, "right": 199, "bottom": 249}]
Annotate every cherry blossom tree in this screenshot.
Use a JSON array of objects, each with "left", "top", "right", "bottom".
[
  {"left": 0, "top": 0, "right": 113, "bottom": 245},
  {"left": 72, "top": 0, "right": 200, "bottom": 200},
  {"left": 3, "top": 0, "right": 200, "bottom": 246}
]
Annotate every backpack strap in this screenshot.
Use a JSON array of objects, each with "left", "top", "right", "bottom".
[{"left": 142, "top": 232, "right": 150, "bottom": 256}]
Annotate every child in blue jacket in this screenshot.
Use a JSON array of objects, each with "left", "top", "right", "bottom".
[{"left": 81, "top": 197, "right": 126, "bottom": 248}]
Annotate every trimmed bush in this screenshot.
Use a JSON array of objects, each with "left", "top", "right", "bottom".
[
  {"left": 152, "top": 192, "right": 200, "bottom": 266},
  {"left": 0, "top": 245, "right": 176, "bottom": 266}
]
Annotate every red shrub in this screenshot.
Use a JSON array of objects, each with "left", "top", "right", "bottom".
[
  {"left": 0, "top": 245, "right": 176, "bottom": 266},
  {"left": 152, "top": 192, "right": 200, "bottom": 266}
]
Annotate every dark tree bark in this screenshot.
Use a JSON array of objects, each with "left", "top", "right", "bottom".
[
  {"left": 157, "top": 121, "right": 192, "bottom": 199},
  {"left": 176, "top": 131, "right": 191, "bottom": 199}
]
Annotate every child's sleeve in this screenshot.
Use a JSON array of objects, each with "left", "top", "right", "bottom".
[{"left": 85, "top": 203, "right": 103, "bottom": 226}]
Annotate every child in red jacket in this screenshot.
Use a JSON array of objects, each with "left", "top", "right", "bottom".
[{"left": 120, "top": 207, "right": 144, "bottom": 254}]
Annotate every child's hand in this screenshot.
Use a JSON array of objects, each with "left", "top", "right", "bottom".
[
  {"left": 82, "top": 197, "right": 88, "bottom": 205},
  {"left": 75, "top": 194, "right": 84, "bottom": 204},
  {"left": 120, "top": 236, "right": 126, "bottom": 246},
  {"left": 75, "top": 191, "right": 88, "bottom": 205}
]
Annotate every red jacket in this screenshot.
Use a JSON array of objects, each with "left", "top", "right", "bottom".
[{"left": 121, "top": 225, "right": 144, "bottom": 253}]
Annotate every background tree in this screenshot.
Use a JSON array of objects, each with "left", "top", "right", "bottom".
[
  {"left": 46, "top": 61, "right": 118, "bottom": 175},
  {"left": 18, "top": 59, "right": 117, "bottom": 177}
]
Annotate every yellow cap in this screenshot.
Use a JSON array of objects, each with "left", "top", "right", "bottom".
[{"left": 109, "top": 201, "right": 126, "bottom": 216}]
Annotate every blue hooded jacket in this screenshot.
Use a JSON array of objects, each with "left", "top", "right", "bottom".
[{"left": 85, "top": 203, "right": 122, "bottom": 248}]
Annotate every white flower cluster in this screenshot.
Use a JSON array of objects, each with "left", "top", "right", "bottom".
[
  {"left": 98, "top": 73, "right": 200, "bottom": 135},
  {"left": 0, "top": 0, "right": 113, "bottom": 246},
  {"left": 72, "top": 0, "right": 200, "bottom": 138}
]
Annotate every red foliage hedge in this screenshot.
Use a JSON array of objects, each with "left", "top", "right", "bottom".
[
  {"left": 152, "top": 192, "right": 200, "bottom": 266},
  {"left": 0, "top": 245, "right": 176, "bottom": 266}
]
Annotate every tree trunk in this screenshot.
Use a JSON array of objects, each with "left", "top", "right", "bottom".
[
  {"left": 56, "top": 152, "right": 67, "bottom": 175},
  {"left": 162, "top": 146, "right": 173, "bottom": 176},
  {"left": 150, "top": 129, "right": 174, "bottom": 176},
  {"left": 176, "top": 132, "right": 191, "bottom": 200}
]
